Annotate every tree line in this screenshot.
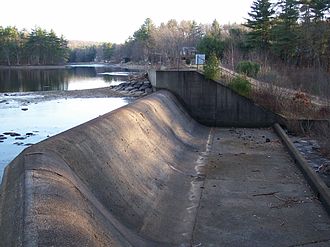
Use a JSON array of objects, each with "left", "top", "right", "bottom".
[
  {"left": 112, "top": 0, "right": 330, "bottom": 71},
  {"left": 244, "top": 0, "right": 330, "bottom": 69},
  {"left": 68, "top": 42, "right": 115, "bottom": 63},
  {"left": 1, "top": 0, "right": 329, "bottom": 71},
  {"left": 0, "top": 27, "right": 69, "bottom": 65},
  {"left": 0, "top": 26, "right": 115, "bottom": 65}
]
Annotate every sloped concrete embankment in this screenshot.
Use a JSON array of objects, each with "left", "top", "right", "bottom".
[{"left": 0, "top": 91, "right": 210, "bottom": 246}]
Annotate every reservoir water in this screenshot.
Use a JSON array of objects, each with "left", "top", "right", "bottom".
[
  {"left": 0, "top": 65, "right": 138, "bottom": 92},
  {"left": 0, "top": 65, "right": 135, "bottom": 180}
]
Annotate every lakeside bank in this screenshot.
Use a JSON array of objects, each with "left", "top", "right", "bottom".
[{"left": 0, "top": 63, "right": 150, "bottom": 71}]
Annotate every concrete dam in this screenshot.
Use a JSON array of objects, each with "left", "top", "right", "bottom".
[{"left": 0, "top": 71, "right": 330, "bottom": 246}]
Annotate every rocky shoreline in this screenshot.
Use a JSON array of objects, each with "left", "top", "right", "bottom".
[
  {"left": 0, "top": 73, "right": 154, "bottom": 109},
  {"left": 109, "top": 75, "right": 153, "bottom": 97}
]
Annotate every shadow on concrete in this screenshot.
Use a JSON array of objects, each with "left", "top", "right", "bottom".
[{"left": 0, "top": 90, "right": 329, "bottom": 246}]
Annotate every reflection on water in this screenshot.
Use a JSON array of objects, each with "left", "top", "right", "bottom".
[
  {"left": 0, "top": 66, "right": 138, "bottom": 93},
  {"left": 0, "top": 97, "right": 130, "bottom": 180}
]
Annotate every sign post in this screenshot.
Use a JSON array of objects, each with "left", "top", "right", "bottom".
[{"left": 195, "top": 54, "right": 205, "bottom": 71}]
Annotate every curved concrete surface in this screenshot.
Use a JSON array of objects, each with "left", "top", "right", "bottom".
[
  {"left": 0, "top": 90, "right": 210, "bottom": 246},
  {"left": 1, "top": 90, "right": 330, "bottom": 246}
]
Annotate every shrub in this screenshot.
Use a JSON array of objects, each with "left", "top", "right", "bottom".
[
  {"left": 236, "top": 60, "right": 260, "bottom": 77},
  {"left": 203, "top": 53, "right": 220, "bottom": 80},
  {"left": 229, "top": 76, "right": 252, "bottom": 97}
]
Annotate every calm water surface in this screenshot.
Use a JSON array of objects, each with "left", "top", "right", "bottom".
[
  {"left": 0, "top": 65, "right": 135, "bottom": 180},
  {"left": 0, "top": 65, "right": 138, "bottom": 92}
]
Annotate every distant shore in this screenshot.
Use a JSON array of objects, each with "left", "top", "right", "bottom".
[
  {"left": 0, "top": 65, "right": 67, "bottom": 70},
  {"left": 0, "top": 63, "right": 150, "bottom": 71}
]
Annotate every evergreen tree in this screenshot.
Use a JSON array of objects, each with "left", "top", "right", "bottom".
[
  {"left": 297, "top": 0, "right": 313, "bottom": 66},
  {"left": 188, "top": 21, "right": 203, "bottom": 46},
  {"left": 132, "top": 18, "right": 156, "bottom": 61},
  {"left": 102, "top": 42, "right": 114, "bottom": 62},
  {"left": 309, "top": 0, "right": 330, "bottom": 21},
  {"left": 197, "top": 20, "right": 224, "bottom": 59},
  {"left": 271, "top": 0, "right": 300, "bottom": 63},
  {"left": 133, "top": 18, "right": 155, "bottom": 42},
  {"left": 204, "top": 52, "right": 220, "bottom": 80},
  {"left": 17, "top": 27, "right": 68, "bottom": 65},
  {"left": 300, "top": 0, "right": 312, "bottom": 23},
  {"left": 210, "top": 19, "right": 222, "bottom": 38},
  {"left": 244, "top": 0, "right": 275, "bottom": 50}
]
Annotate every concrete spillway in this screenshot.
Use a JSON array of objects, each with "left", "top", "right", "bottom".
[
  {"left": 0, "top": 90, "right": 330, "bottom": 246},
  {"left": 0, "top": 91, "right": 210, "bottom": 246}
]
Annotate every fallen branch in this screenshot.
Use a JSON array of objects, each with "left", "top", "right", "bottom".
[{"left": 252, "top": 191, "right": 279, "bottom": 197}]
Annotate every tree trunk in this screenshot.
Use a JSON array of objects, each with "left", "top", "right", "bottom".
[
  {"left": 231, "top": 42, "right": 234, "bottom": 70},
  {"left": 16, "top": 52, "right": 20, "bottom": 65},
  {"left": 6, "top": 51, "right": 11, "bottom": 66}
]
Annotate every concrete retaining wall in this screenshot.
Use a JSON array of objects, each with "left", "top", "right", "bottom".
[
  {"left": 0, "top": 91, "right": 209, "bottom": 246},
  {"left": 149, "top": 70, "right": 278, "bottom": 127}
]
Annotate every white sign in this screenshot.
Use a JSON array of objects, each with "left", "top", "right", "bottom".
[{"left": 195, "top": 54, "right": 205, "bottom": 65}]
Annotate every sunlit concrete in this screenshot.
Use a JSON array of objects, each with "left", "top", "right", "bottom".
[{"left": 0, "top": 91, "right": 329, "bottom": 246}]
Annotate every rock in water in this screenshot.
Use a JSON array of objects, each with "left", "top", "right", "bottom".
[
  {"left": 15, "top": 136, "right": 27, "bottom": 140},
  {"left": 3, "top": 132, "right": 21, "bottom": 137}
]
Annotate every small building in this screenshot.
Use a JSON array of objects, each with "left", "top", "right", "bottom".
[{"left": 180, "top": 47, "right": 197, "bottom": 65}]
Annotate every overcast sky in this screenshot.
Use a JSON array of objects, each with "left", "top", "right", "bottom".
[{"left": 1, "top": 0, "right": 254, "bottom": 43}]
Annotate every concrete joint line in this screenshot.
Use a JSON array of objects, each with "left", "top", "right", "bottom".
[
  {"left": 274, "top": 123, "right": 330, "bottom": 214},
  {"left": 189, "top": 128, "right": 214, "bottom": 245}
]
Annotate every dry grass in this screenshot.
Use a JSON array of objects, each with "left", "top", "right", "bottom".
[
  {"left": 223, "top": 56, "right": 330, "bottom": 156},
  {"left": 251, "top": 85, "right": 330, "bottom": 119},
  {"left": 251, "top": 85, "right": 330, "bottom": 157},
  {"left": 257, "top": 65, "right": 330, "bottom": 99}
]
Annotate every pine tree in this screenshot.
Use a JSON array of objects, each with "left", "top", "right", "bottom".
[
  {"left": 300, "top": 0, "right": 312, "bottom": 23},
  {"left": 309, "top": 0, "right": 329, "bottom": 21},
  {"left": 245, "top": 0, "right": 275, "bottom": 50},
  {"left": 197, "top": 20, "right": 225, "bottom": 59},
  {"left": 271, "top": 0, "right": 300, "bottom": 63},
  {"left": 298, "top": 0, "right": 330, "bottom": 68}
]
